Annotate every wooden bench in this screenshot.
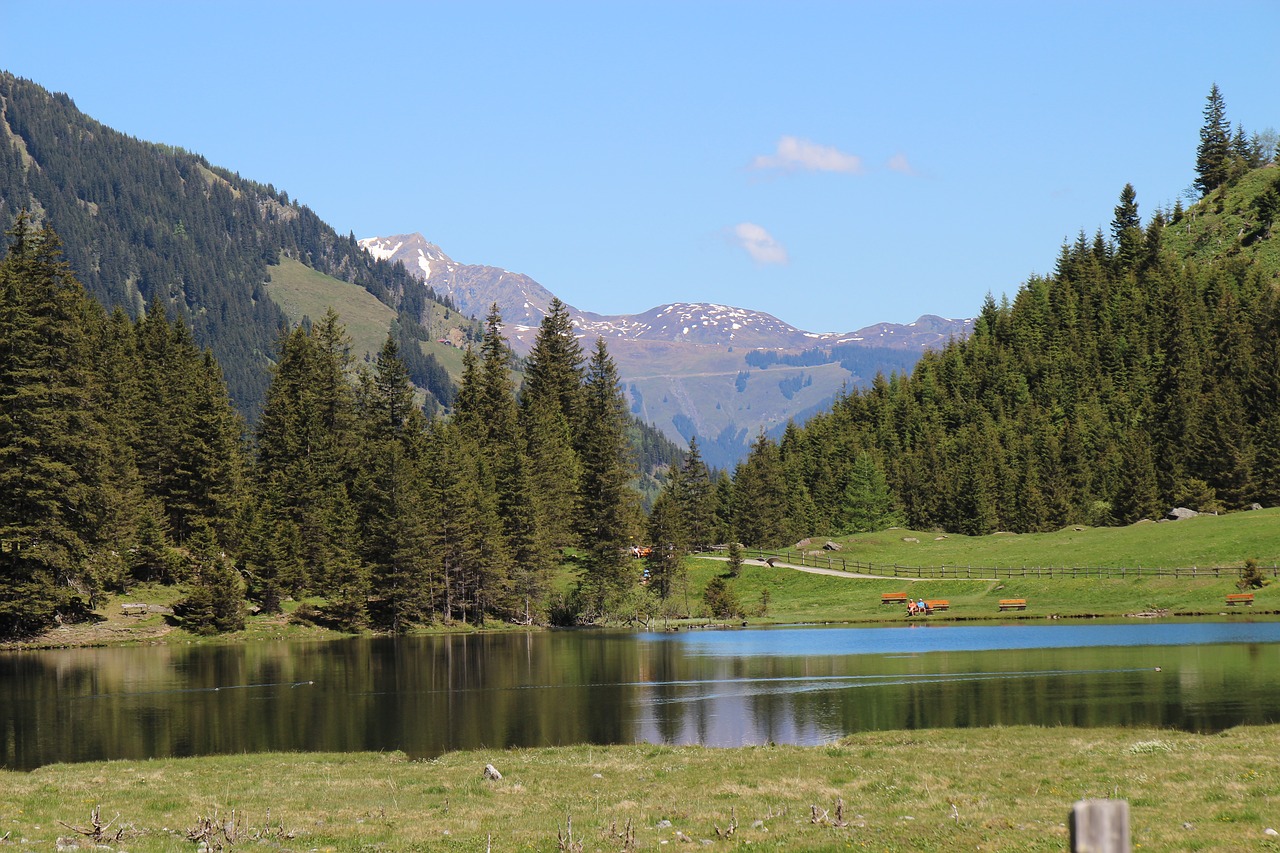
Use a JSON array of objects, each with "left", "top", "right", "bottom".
[
  {"left": 925, "top": 599, "right": 950, "bottom": 612},
  {"left": 1226, "top": 593, "right": 1255, "bottom": 606},
  {"left": 881, "top": 592, "right": 909, "bottom": 605},
  {"left": 998, "top": 599, "right": 1027, "bottom": 611}
]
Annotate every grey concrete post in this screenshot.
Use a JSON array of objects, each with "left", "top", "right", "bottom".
[{"left": 1069, "top": 799, "right": 1129, "bottom": 852}]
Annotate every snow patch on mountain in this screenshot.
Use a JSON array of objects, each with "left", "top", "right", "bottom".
[{"left": 358, "top": 232, "right": 973, "bottom": 353}]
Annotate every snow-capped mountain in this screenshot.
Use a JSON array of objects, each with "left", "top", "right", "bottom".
[
  {"left": 360, "top": 234, "right": 558, "bottom": 331},
  {"left": 359, "top": 232, "right": 971, "bottom": 468},
  {"left": 358, "top": 233, "right": 971, "bottom": 352}
]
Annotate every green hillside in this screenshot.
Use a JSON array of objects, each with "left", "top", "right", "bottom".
[
  {"left": 264, "top": 257, "right": 397, "bottom": 364},
  {"left": 1163, "top": 164, "right": 1280, "bottom": 279},
  {"left": 788, "top": 506, "right": 1280, "bottom": 571},
  {"left": 742, "top": 152, "right": 1280, "bottom": 544},
  {"left": 0, "top": 71, "right": 458, "bottom": 419}
]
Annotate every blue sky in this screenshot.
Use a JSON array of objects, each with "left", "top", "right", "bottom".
[{"left": 4, "top": 1, "right": 1278, "bottom": 332}]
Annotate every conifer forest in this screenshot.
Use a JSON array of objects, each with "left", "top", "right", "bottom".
[{"left": 2, "top": 80, "right": 1279, "bottom": 639}]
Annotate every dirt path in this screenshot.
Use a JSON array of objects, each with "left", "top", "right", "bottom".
[{"left": 698, "top": 554, "right": 995, "bottom": 582}]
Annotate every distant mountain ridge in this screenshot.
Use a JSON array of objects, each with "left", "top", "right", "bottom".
[
  {"left": 360, "top": 232, "right": 972, "bottom": 467},
  {"left": 358, "top": 233, "right": 972, "bottom": 351}
]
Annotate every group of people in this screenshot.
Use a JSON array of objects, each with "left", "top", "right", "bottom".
[{"left": 906, "top": 598, "right": 930, "bottom": 617}]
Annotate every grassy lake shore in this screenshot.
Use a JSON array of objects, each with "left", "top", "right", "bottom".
[
  {"left": 4, "top": 509, "right": 1278, "bottom": 651},
  {"left": 4, "top": 512, "right": 1279, "bottom": 849},
  {"left": 4, "top": 725, "right": 1279, "bottom": 851}
]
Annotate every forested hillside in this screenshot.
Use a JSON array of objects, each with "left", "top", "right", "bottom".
[
  {"left": 0, "top": 225, "right": 668, "bottom": 638},
  {"left": 0, "top": 71, "right": 459, "bottom": 418},
  {"left": 714, "top": 87, "right": 1280, "bottom": 545},
  {"left": 4, "top": 83, "right": 1276, "bottom": 641}
]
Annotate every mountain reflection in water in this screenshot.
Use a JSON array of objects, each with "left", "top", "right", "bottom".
[{"left": 3, "top": 621, "right": 1278, "bottom": 769}]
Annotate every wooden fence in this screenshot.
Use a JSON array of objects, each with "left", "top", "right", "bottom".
[{"left": 702, "top": 547, "right": 1280, "bottom": 581}]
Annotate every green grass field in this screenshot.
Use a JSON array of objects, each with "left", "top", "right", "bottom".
[
  {"left": 5, "top": 725, "right": 1278, "bottom": 851},
  {"left": 684, "top": 509, "right": 1280, "bottom": 625},
  {"left": 263, "top": 256, "right": 397, "bottom": 363},
  {"left": 780, "top": 508, "right": 1280, "bottom": 571}
]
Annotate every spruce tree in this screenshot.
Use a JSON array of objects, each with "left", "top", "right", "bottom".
[
  {"left": 422, "top": 421, "right": 510, "bottom": 623},
  {"left": 731, "top": 432, "right": 789, "bottom": 548},
  {"left": 1195, "top": 84, "right": 1232, "bottom": 197},
  {"left": 518, "top": 297, "right": 586, "bottom": 549},
  {"left": 521, "top": 297, "right": 586, "bottom": 432},
  {"left": 133, "top": 303, "right": 245, "bottom": 544},
  {"left": 1111, "top": 183, "right": 1143, "bottom": 271},
  {"left": 255, "top": 312, "right": 358, "bottom": 594},
  {"left": 0, "top": 216, "right": 109, "bottom": 636},
  {"left": 577, "top": 338, "right": 639, "bottom": 614},
  {"left": 522, "top": 389, "right": 582, "bottom": 548},
  {"left": 174, "top": 524, "right": 244, "bottom": 634},
  {"left": 838, "top": 451, "right": 898, "bottom": 533},
  {"left": 352, "top": 336, "right": 431, "bottom": 630},
  {"left": 645, "top": 489, "right": 687, "bottom": 600},
  {"left": 673, "top": 437, "right": 716, "bottom": 551}
]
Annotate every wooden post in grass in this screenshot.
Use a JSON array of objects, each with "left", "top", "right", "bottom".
[{"left": 1070, "top": 799, "right": 1129, "bottom": 852}]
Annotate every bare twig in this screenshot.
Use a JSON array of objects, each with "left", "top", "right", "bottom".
[
  {"left": 715, "top": 805, "right": 738, "bottom": 837},
  {"left": 58, "top": 805, "right": 127, "bottom": 842},
  {"left": 557, "top": 814, "right": 584, "bottom": 852}
]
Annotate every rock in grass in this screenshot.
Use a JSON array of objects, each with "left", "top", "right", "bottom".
[{"left": 483, "top": 763, "right": 502, "bottom": 780}]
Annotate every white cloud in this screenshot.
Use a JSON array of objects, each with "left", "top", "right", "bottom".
[
  {"left": 886, "top": 152, "right": 917, "bottom": 175},
  {"left": 732, "top": 222, "right": 788, "bottom": 265},
  {"left": 751, "top": 135, "right": 864, "bottom": 174}
]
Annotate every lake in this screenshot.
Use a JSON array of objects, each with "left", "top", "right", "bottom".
[{"left": 3, "top": 620, "right": 1279, "bottom": 770}]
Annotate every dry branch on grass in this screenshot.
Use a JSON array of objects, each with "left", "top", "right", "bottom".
[
  {"left": 186, "top": 807, "right": 294, "bottom": 849},
  {"left": 556, "top": 813, "right": 584, "bottom": 852},
  {"left": 57, "top": 805, "right": 132, "bottom": 842},
  {"left": 714, "top": 805, "right": 738, "bottom": 837},
  {"left": 810, "top": 796, "right": 850, "bottom": 827},
  {"left": 605, "top": 817, "right": 636, "bottom": 851}
]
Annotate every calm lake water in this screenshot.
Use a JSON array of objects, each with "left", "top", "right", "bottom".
[{"left": 3, "top": 621, "right": 1280, "bottom": 770}]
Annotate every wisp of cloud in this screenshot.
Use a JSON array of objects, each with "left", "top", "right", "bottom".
[
  {"left": 733, "top": 222, "right": 788, "bottom": 265},
  {"left": 751, "top": 135, "right": 863, "bottom": 174}
]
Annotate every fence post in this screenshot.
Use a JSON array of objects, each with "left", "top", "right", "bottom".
[{"left": 1069, "top": 799, "right": 1129, "bottom": 852}]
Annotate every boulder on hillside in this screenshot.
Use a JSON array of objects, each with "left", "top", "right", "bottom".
[
  {"left": 823, "top": 541, "right": 843, "bottom": 551},
  {"left": 1167, "top": 507, "right": 1199, "bottom": 521},
  {"left": 1250, "top": 503, "right": 1264, "bottom": 511},
  {"left": 794, "top": 538, "right": 812, "bottom": 549}
]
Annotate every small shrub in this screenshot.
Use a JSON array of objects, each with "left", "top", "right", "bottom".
[
  {"left": 547, "top": 587, "right": 585, "bottom": 626},
  {"left": 1238, "top": 558, "right": 1265, "bottom": 590},
  {"left": 703, "top": 577, "right": 741, "bottom": 619},
  {"left": 289, "top": 602, "right": 322, "bottom": 626},
  {"left": 726, "top": 542, "right": 744, "bottom": 578}
]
